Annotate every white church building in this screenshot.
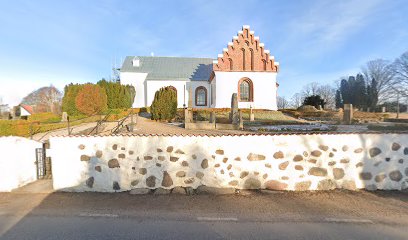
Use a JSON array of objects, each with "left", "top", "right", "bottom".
[{"left": 120, "top": 25, "right": 280, "bottom": 110}]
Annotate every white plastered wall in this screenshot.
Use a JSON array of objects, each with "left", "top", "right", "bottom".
[
  {"left": 213, "top": 71, "right": 278, "bottom": 110},
  {"left": 120, "top": 72, "right": 148, "bottom": 108},
  {"left": 0, "top": 137, "right": 42, "bottom": 192}
]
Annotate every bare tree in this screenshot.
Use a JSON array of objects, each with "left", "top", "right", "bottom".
[
  {"left": 316, "top": 84, "right": 335, "bottom": 109},
  {"left": 277, "top": 96, "right": 289, "bottom": 109},
  {"left": 301, "top": 82, "right": 320, "bottom": 98},
  {"left": 393, "top": 51, "right": 408, "bottom": 98},
  {"left": 290, "top": 93, "right": 303, "bottom": 109},
  {"left": 362, "top": 59, "right": 395, "bottom": 103},
  {"left": 21, "top": 85, "right": 62, "bottom": 113}
]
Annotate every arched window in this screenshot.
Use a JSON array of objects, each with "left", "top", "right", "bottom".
[
  {"left": 195, "top": 86, "right": 207, "bottom": 106},
  {"left": 238, "top": 78, "right": 253, "bottom": 102},
  {"left": 229, "top": 58, "right": 233, "bottom": 71},
  {"left": 262, "top": 60, "right": 267, "bottom": 71}
]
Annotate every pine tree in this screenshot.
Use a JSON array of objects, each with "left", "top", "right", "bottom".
[
  {"left": 150, "top": 86, "right": 177, "bottom": 121},
  {"left": 335, "top": 90, "right": 342, "bottom": 109}
]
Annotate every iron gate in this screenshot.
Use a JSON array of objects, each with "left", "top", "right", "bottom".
[{"left": 35, "top": 147, "right": 46, "bottom": 179}]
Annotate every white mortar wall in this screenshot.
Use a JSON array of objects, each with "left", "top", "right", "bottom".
[
  {"left": 49, "top": 134, "right": 408, "bottom": 192},
  {"left": 213, "top": 71, "right": 278, "bottom": 110},
  {"left": 0, "top": 137, "right": 42, "bottom": 192}
]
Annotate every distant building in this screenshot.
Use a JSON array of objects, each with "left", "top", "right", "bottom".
[
  {"left": 12, "top": 104, "right": 34, "bottom": 120},
  {"left": 120, "top": 25, "right": 279, "bottom": 110}
]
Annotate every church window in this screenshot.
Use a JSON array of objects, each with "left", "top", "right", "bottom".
[
  {"left": 238, "top": 78, "right": 253, "bottom": 102},
  {"left": 195, "top": 86, "right": 207, "bottom": 106}
]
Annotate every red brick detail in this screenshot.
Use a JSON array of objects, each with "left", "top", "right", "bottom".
[{"left": 213, "top": 26, "right": 279, "bottom": 72}]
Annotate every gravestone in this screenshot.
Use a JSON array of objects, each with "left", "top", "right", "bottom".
[
  {"left": 230, "top": 93, "right": 239, "bottom": 124},
  {"left": 61, "top": 112, "right": 68, "bottom": 122},
  {"left": 209, "top": 111, "right": 216, "bottom": 123},
  {"left": 343, "top": 104, "right": 353, "bottom": 124},
  {"left": 249, "top": 107, "right": 255, "bottom": 121},
  {"left": 382, "top": 107, "right": 386, "bottom": 113}
]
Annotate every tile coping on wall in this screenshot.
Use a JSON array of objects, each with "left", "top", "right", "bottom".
[{"left": 45, "top": 131, "right": 408, "bottom": 138}]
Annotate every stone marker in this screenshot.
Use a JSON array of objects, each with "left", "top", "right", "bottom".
[
  {"left": 230, "top": 93, "right": 239, "bottom": 124},
  {"left": 343, "top": 104, "right": 353, "bottom": 124},
  {"left": 382, "top": 106, "right": 386, "bottom": 113},
  {"left": 209, "top": 111, "right": 216, "bottom": 123},
  {"left": 249, "top": 106, "right": 255, "bottom": 121}
]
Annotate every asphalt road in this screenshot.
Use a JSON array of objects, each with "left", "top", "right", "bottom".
[{"left": 0, "top": 190, "right": 407, "bottom": 240}]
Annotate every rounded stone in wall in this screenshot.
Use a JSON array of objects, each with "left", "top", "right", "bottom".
[
  {"left": 342, "top": 145, "right": 349, "bottom": 152},
  {"left": 265, "top": 180, "right": 288, "bottom": 190},
  {"left": 95, "top": 166, "right": 102, "bottom": 172},
  {"left": 354, "top": 148, "right": 363, "bottom": 153},
  {"left": 391, "top": 143, "right": 401, "bottom": 151},
  {"left": 294, "top": 181, "right": 311, "bottom": 191},
  {"left": 319, "top": 145, "right": 329, "bottom": 151},
  {"left": 294, "top": 165, "right": 303, "bottom": 171},
  {"left": 161, "top": 171, "right": 173, "bottom": 187},
  {"left": 167, "top": 146, "right": 174, "bottom": 153},
  {"left": 112, "top": 144, "right": 118, "bottom": 150},
  {"left": 108, "top": 159, "right": 120, "bottom": 168},
  {"left": 80, "top": 155, "right": 91, "bottom": 161},
  {"left": 95, "top": 150, "right": 103, "bottom": 158},
  {"left": 317, "top": 179, "right": 337, "bottom": 190},
  {"left": 273, "top": 151, "right": 284, "bottom": 159},
  {"left": 78, "top": 144, "right": 85, "bottom": 150},
  {"left": 243, "top": 178, "right": 261, "bottom": 189},
  {"left": 240, "top": 171, "right": 249, "bottom": 179},
  {"left": 293, "top": 155, "right": 303, "bottom": 162},
  {"left": 279, "top": 161, "right": 289, "bottom": 170},
  {"left": 201, "top": 159, "right": 208, "bottom": 169},
  {"left": 86, "top": 177, "right": 94, "bottom": 188},
  {"left": 196, "top": 171, "right": 204, "bottom": 179},
  {"left": 369, "top": 147, "right": 382, "bottom": 158},
  {"left": 311, "top": 150, "right": 322, "bottom": 157},
  {"left": 229, "top": 180, "right": 238, "bottom": 186},
  {"left": 146, "top": 176, "right": 156, "bottom": 188},
  {"left": 131, "top": 180, "right": 139, "bottom": 186},
  {"left": 308, "top": 167, "right": 327, "bottom": 177},
  {"left": 374, "top": 173, "right": 386, "bottom": 183},
  {"left": 359, "top": 172, "right": 372, "bottom": 180},
  {"left": 389, "top": 170, "right": 403, "bottom": 182},
  {"left": 176, "top": 171, "right": 186, "bottom": 177},
  {"left": 342, "top": 180, "right": 357, "bottom": 190},
  {"left": 113, "top": 181, "right": 120, "bottom": 190},
  {"left": 333, "top": 168, "right": 344, "bottom": 180},
  {"left": 139, "top": 168, "right": 147, "bottom": 175}
]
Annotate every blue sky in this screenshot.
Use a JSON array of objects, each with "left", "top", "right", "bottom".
[{"left": 0, "top": 0, "right": 407, "bottom": 106}]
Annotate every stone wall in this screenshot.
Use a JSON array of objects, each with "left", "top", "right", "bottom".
[
  {"left": 49, "top": 133, "right": 408, "bottom": 192},
  {"left": 0, "top": 137, "right": 42, "bottom": 192}
]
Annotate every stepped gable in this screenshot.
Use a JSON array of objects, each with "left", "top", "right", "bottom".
[{"left": 213, "top": 25, "right": 279, "bottom": 72}]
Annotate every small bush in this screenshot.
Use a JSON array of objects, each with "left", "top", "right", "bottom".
[{"left": 150, "top": 87, "right": 177, "bottom": 121}]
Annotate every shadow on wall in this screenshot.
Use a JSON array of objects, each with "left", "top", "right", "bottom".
[{"left": 190, "top": 64, "right": 213, "bottom": 81}]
